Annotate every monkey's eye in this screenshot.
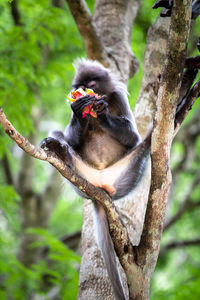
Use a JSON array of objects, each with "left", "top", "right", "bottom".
[{"left": 87, "top": 81, "right": 96, "bottom": 88}]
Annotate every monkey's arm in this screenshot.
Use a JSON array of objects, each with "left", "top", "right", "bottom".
[
  {"left": 64, "top": 115, "right": 87, "bottom": 149},
  {"left": 99, "top": 114, "right": 140, "bottom": 148},
  {"left": 95, "top": 92, "right": 141, "bottom": 148}
]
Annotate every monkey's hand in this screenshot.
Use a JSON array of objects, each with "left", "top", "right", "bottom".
[
  {"left": 93, "top": 96, "right": 108, "bottom": 116},
  {"left": 40, "top": 137, "right": 72, "bottom": 166},
  {"left": 71, "top": 95, "right": 96, "bottom": 119}
]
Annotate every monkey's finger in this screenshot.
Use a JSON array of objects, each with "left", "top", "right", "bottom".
[
  {"left": 93, "top": 100, "right": 108, "bottom": 113},
  {"left": 78, "top": 95, "right": 96, "bottom": 102},
  {"left": 40, "top": 137, "right": 58, "bottom": 149},
  {"left": 98, "top": 95, "right": 107, "bottom": 101},
  {"left": 93, "top": 100, "right": 108, "bottom": 108},
  {"left": 40, "top": 137, "right": 71, "bottom": 163},
  {"left": 40, "top": 137, "right": 66, "bottom": 151},
  {"left": 71, "top": 98, "right": 95, "bottom": 111}
]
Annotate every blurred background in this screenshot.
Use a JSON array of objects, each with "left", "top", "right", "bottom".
[{"left": 0, "top": 0, "right": 200, "bottom": 299}]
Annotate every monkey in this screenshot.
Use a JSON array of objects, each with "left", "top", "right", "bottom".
[
  {"left": 41, "top": 59, "right": 151, "bottom": 201},
  {"left": 40, "top": 56, "right": 198, "bottom": 298},
  {"left": 40, "top": 58, "right": 151, "bottom": 300}
]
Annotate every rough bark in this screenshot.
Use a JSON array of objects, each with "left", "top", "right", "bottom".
[
  {"left": 135, "top": 16, "right": 170, "bottom": 136},
  {"left": 136, "top": 1, "right": 192, "bottom": 298},
  {"left": 93, "top": 0, "right": 141, "bottom": 83},
  {"left": 164, "top": 172, "right": 200, "bottom": 231}
]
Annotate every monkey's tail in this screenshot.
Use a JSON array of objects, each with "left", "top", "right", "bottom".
[{"left": 93, "top": 202, "right": 128, "bottom": 300}]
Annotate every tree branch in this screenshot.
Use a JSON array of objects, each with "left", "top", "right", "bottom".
[
  {"left": 175, "top": 79, "right": 200, "bottom": 131},
  {"left": 0, "top": 107, "right": 138, "bottom": 294},
  {"left": 137, "top": 0, "right": 192, "bottom": 286},
  {"left": 1, "top": 154, "right": 14, "bottom": 185},
  {"left": 52, "top": 0, "right": 63, "bottom": 8},
  {"left": 66, "top": 0, "right": 107, "bottom": 65},
  {"left": 165, "top": 200, "right": 200, "bottom": 231},
  {"left": 162, "top": 238, "right": 200, "bottom": 253},
  {"left": 10, "top": 0, "right": 22, "bottom": 26},
  {"left": 61, "top": 231, "right": 81, "bottom": 251},
  {"left": 177, "top": 68, "right": 198, "bottom": 106},
  {"left": 41, "top": 231, "right": 82, "bottom": 256},
  {"left": 164, "top": 172, "right": 200, "bottom": 231}
]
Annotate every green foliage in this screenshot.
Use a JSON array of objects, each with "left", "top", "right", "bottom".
[
  {"left": 0, "top": 0, "right": 83, "bottom": 133},
  {"left": 0, "top": 1, "right": 83, "bottom": 299},
  {"left": 49, "top": 189, "right": 83, "bottom": 237},
  {"left": 0, "top": 229, "right": 80, "bottom": 300},
  {"left": 0, "top": 0, "right": 200, "bottom": 299},
  {"left": 0, "top": 185, "right": 20, "bottom": 236},
  {"left": 151, "top": 248, "right": 200, "bottom": 300},
  {"left": 29, "top": 228, "right": 80, "bottom": 300}
]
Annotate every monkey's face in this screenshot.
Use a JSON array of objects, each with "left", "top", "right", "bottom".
[{"left": 73, "top": 66, "right": 112, "bottom": 96}]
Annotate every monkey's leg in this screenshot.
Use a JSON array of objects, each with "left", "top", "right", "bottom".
[{"left": 102, "top": 133, "right": 151, "bottom": 200}]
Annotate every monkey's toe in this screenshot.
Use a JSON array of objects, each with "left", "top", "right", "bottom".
[
  {"left": 40, "top": 137, "right": 61, "bottom": 151},
  {"left": 40, "top": 137, "right": 70, "bottom": 162}
]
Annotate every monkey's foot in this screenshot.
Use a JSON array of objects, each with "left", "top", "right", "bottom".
[
  {"left": 40, "top": 137, "right": 72, "bottom": 165},
  {"left": 93, "top": 96, "right": 108, "bottom": 116}
]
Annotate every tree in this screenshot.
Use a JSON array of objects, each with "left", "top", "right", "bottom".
[{"left": 0, "top": 0, "right": 200, "bottom": 299}]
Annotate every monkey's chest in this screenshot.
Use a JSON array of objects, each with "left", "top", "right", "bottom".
[{"left": 80, "top": 130, "right": 126, "bottom": 170}]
